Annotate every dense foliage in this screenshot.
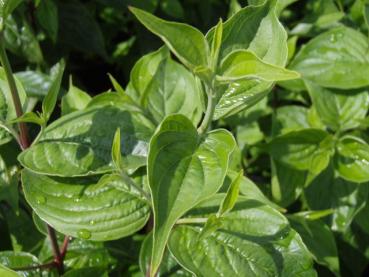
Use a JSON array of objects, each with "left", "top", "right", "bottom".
[{"left": 1, "top": 0, "right": 369, "bottom": 276}]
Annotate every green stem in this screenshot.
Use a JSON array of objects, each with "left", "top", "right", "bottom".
[
  {"left": 198, "top": 86, "right": 216, "bottom": 135},
  {"left": 176, "top": 217, "right": 208, "bottom": 225},
  {"left": 0, "top": 31, "right": 67, "bottom": 274},
  {"left": 0, "top": 33, "right": 29, "bottom": 149}
]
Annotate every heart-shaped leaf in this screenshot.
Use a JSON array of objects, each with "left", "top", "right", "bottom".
[{"left": 147, "top": 114, "right": 235, "bottom": 275}]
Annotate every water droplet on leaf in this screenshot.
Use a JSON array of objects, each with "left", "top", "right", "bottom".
[
  {"left": 77, "top": 229, "right": 91, "bottom": 239},
  {"left": 36, "top": 195, "right": 46, "bottom": 204}
]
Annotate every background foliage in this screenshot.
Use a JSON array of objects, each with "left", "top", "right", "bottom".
[{"left": 2, "top": 0, "right": 369, "bottom": 276}]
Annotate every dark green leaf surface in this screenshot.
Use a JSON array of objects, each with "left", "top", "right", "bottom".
[
  {"left": 305, "top": 166, "right": 369, "bottom": 232},
  {"left": 22, "top": 170, "right": 151, "bottom": 241},
  {"left": 148, "top": 114, "right": 235, "bottom": 275},
  {"left": 289, "top": 215, "right": 340, "bottom": 275}
]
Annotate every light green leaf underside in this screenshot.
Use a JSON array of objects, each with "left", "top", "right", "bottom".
[
  {"left": 169, "top": 196, "right": 316, "bottom": 277},
  {"left": 22, "top": 170, "right": 150, "bottom": 241},
  {"left": 130, "top": 7, "right": 209, "bottom": 70},
  {"left": 218, "top": 50, "right": 299, "bottom": 82},
  {"left": 290, "top": 26, "right": 369, "bottom": 89},
  {"left": 18, "top": 105, "right": 154, "bottom": 177},
  {"left": 127, "top": 47, "right": 203, "bottom": 125},
  {"left": 0, "top": 264, "right": 18, "bottom": 277},
  {"left": 148, "top": 114, "right": 235, "bottom": 275}
]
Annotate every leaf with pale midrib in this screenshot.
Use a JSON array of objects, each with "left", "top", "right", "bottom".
[
  {"left": 18, "top": 105, "right": 154, "bottom": 177},
  {"left": 22, "top": 170, "right": 151, "bottom": 241},
  {"left": 148, "top": 114, "right": 235, "bottom": 276}
]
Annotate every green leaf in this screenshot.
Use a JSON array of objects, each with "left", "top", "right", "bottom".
[
  {"left": 107, "top": 73, "right": 125, "bottom": 95},
  {"left": 0, "top": 264, "right": 18, "bottom": 277},
  {"left": 209, "top": 19, "right": 223, "bottom": 69},
  {"left": 61, "top": 78, "right": 91, "bottom": 116},
  {"left": 111, "top": 128, "right": 123, "bottom": 171},
  {"left": 58, "top": 0, "right": 106, "bottom": 57},
  {"left": 289, "top": 26, "right": 369, "bottom": 89},
  {"left": 127, "top": 47, "right": 203, "bottom": 125},
  {"left": 129, "top": 7, "right": 209, "bottom": 71},
  {"left": 10, "top": 112, "right": 44, "bottom": 125},
  {"left": 214, "top": 80, "right": 272, "bottom": 119},
  {"left": 0, "top": 251, "right": 40, "bottom": 277},
  {"left": 271, "top": 159, "right": 307, "bottom": 207},
  {"left": 147, "top": 114, "right": 235, "bottom": 275},
  {"left": 209, "top": 0, "right": 287, "bottom": 65},
  {"left": 198, "top": 214, "right": 223, "bottom": 239},
  {"left": 219, "top": 169, "right": 242, "bottom": 215},
  {"left": 210, "top": 0, "right": 289, "bottom": 119},
  {"left": 0, "top": 0, "right": 23, "bottom": 30},
  {"left": 0, "top": 67, "right": 27, "bottom": 143},
  {"left": 288, "top": 215, "right": 340, "bottom": 275},
  {"left": 268, "top": 129, "right": 330, "bottom": 170},
  {"left": 306, "top": 81, "right": 369, "bottom": 131},
  {"left": 218, "top": 50, "right": 300, "bottom": 82},
  {"left": 169, "top": 196, "right": 316, "bottom": 276},
  {"left": 305, "top": 165, "right": 369, "bottom": 232},
  {"left": 35, "top": 0, "right": 58, "bottom": 43},
  {"left": 22, "top": 170, "right": 151, "bottom": 241},
  {"left": 272, "top": 105, "right": 312, "bottom": 136},
  {"left": 19, "top": 105, "right": 154, "bottom": 176},
  {"left": 41, "top": 60, "right": 65, "bottom": 121},
  {"left": 334, "top": 136, "right": 369, "bottom": 183}
]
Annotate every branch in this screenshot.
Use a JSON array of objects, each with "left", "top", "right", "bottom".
[{"left": 47, "top": 225, "right": 64, "bottom": 274}]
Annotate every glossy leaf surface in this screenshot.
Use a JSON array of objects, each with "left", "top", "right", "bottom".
[
  {"left": 127, "top": 47, "right": 203, "bottom": 125},
  {"left": 169, "top": 196, "right": 316, "bottom": 276},
  {"left": 130, "top": 7, "right": 209, "bottom": 70},
  {"left": 148, "top": 114, "right": 235, "bottom": 275},
  {"left": 18, "top": 105, "right": 154, "bottom": 176},
  {"left": 290, "top": 27, "right": 369, "bottom": 89},
  {"left": 22, "top": 170, "right": 151, "bottom": 241}
]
